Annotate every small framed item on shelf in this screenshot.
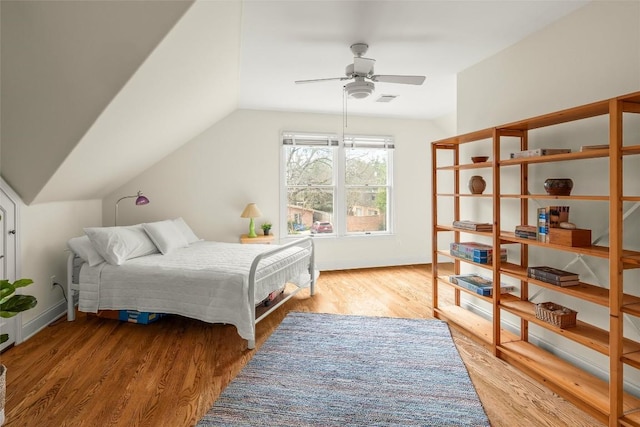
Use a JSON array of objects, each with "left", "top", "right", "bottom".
[{"left": 535, "top": 302, "right": 577, "bottom": 329}]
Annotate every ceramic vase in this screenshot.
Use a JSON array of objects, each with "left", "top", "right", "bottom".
[
  {"left": 468, "top": 175, "right": 486, "bottom": 194},
  {"left": 544, "top": 178, "right": 573, "bottom": 196}
]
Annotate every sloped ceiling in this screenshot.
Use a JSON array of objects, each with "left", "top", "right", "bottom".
[
  {"left": 1, "top": 0, "right": 586, "bottom": 205},
  {"left": 1, "top": 0, "right": 243, "bottom": 204},
  {"left": 1, "top": 0, "right": 193, "bottom": 204}
]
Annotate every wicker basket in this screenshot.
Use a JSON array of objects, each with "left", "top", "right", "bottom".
[{"left": 535, "top": 302, "right": 577, "bottom": 329}]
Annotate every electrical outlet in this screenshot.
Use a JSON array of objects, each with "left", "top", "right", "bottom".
[{"left": 50, "top": 275, "right": 56, "bottom": 289}]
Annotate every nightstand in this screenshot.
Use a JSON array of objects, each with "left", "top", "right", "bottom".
[{"left": 240, "top": 234, "right": 275, "bottom": 244}]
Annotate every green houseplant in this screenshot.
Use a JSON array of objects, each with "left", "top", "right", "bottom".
[
  {"left": 1, "top": 278, "right": 37, "bottom": 426},
  {"left": 261, "top": 222, "right": 272, "bottom": 236},
  {"left": 0, "top": 278, "right": 37, "bottom": 344}
]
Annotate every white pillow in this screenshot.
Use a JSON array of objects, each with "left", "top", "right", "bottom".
[
  {"left": 142, "top": 220, "right": 189, "bottom": 255},
  {"left": 84, "top": 225, "right": 159, "bottom": 265},
  {"left": 172, "top": 217, "right": 200, "bottom": 244},
  {"left": 67, "top": 235, "right": 105, "bottom": 266}
]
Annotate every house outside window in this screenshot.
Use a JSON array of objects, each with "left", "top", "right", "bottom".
[{"left": 281, "top": 132, "right": 393, "bottom": 237}]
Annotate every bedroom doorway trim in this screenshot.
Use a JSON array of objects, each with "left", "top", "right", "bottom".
[{"left": 0, "top": 177, "right": 22, "bottom": 350}]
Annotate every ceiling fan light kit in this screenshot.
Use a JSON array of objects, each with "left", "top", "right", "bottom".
[
  {"left": 295, "top": 43, "right": 426, "bottom": 100},
  {"left": 345, "top": 80, "right": 375, "bottom": 99}
]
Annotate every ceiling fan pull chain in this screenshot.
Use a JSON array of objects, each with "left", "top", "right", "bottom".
[{"left": 342, "top": 86, "right": 348, "bottom": 132}]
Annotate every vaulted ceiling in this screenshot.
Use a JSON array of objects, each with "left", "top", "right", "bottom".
[{"left": 0, "top": 0, "right": 587, "bottom": 205}]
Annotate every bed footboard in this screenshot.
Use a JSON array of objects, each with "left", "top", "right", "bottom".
[{"left": 246, "top": 237, "right": 315, "bottom": 349}]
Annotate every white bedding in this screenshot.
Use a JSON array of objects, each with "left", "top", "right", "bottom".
[{"left": 78, "top": 240, "right": 312, "bottom": 341}]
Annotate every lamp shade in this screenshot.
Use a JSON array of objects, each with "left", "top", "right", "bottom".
[
  {"left": 114, "top": 190, "right": 150, "bottom": 226},
  {"left": 240, "top": 203, "right": 262, "bottom": 218},
  {"left": 135, "top": 192, "right": 150, "bottom": 205}
]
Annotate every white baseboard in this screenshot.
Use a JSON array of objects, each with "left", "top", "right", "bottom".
[
  {"left": 317, "top": 256, "right": 428, "bottom": 271},
  {"left": 19, "top": 298, "right": 67, "bottom": 344}
]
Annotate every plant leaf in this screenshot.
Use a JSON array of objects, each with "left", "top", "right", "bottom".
[
  {"left": 0, "top": 333, "right": 8, "bottom": 344},
  {"left": 0, "top": 283, "right": 16, "bottom": 305},
  {"left": 0, "top": 295, "right": 37, "bottom": 317},
  {"left": 13, "top": 278, "right": 34, "bottom": 289}
]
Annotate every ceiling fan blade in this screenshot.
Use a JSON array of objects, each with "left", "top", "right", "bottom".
[
  {"left": 295, "top": 77, "right": 350, "bottom": 84},
  {"left": 371, "top": 75, "right": 426, "bottom": 85},
  {"left": 353, "top": 57, "right": 375, "bottom": 76}
]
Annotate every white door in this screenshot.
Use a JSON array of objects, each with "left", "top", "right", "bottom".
[{"left": 0, "top": 181, "right": 19, "bottom": 351}]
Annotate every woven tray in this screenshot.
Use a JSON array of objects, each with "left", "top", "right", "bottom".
[{"left": 535, "top": 302, "right": 577, "bottom": 329}]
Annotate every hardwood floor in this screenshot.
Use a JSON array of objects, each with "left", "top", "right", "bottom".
[{"left": 1, "top": 265, "right": 602, "bottom": 426}]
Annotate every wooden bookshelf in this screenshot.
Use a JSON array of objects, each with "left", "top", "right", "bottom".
[{"left": 431, "top": 90, "right": 640, "bottom": 426}]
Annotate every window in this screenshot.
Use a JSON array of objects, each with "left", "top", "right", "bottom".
[{"left": 282, "top": 132, "right": 393, "bottom": 237}]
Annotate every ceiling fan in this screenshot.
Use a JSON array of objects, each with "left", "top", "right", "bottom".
[{"left": 295, "top": 43, "right": 426, "bottom": 99}]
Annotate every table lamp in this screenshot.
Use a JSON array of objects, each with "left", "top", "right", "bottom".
[{"left": 240, "top": 203, "right": 262, "bottom": 238}]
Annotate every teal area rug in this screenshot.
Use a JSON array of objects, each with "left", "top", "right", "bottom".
[{"left": 198, "top": 312, "right": 489, "bottom": 427}]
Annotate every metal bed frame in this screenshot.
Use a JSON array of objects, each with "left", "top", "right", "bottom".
[{"left": 66, "top": 237, "right": 315, "bottom": 349}]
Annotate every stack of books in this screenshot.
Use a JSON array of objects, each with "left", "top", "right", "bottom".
[
  {"left": 527, "top": 266, "right": 579, "bottom": 287},
  {"left": 580, "top": 144, "right": 609, "bottom": 152},
  {"left": 450, "top": 242, "right": 507, "bottom": 264},
  {"left": 515, "top": 225, "right": 537, "bottom": 240},
  {"left": 449, "top": 274, "right": 516, "bottom": 297},
  {"left": 452, "top": 220, "right": 493, "bottom": 232},
  {"left": 510, "top": 148, "right": 571, "bottom": 159}
]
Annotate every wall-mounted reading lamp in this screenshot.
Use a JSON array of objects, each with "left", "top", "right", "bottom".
[{"left": 114, "top": 191, "right": 150, "bottom": 226}]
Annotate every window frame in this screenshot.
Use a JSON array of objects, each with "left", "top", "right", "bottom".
[{"left": 280, "top": 131, "right": 394, "bottom": 238}]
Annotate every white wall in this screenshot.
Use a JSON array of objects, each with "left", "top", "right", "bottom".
[
  {"left": 105, "top": 109, "right": 453, "bottom": 270},
  {"left": 458, "top": 0, "right": 640, "bottom": 132},
  {"left": 0, "top": 0, "right": 193, "bottom": 204},
  {"left": 456, "top": 0, "right": 640, "bottom": 391},
  {"left": 19, "top": 200, "right": 102, "bottom": 340}
]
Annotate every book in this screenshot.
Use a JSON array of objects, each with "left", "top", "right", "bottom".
[
  {"left": 452, "top": 220, "right": 493, "bottom": 232},
  {"left": 515, "top": 225, "right": 537, "bottom": 240},
  {"left": 449, "top": 249, "right": 507, "bottom": 263},
  {"left": 510, "top": 148, "right": 571, "bottom": 159},
  {"left": 537, "top": 207, "right": 549, "bottom": 242},
  {"left": 528, "top": 266, "right": 579, "bottom": 282},
  {"left": 528, "top": 274, "right": 580, "bottom": 287},
  {"left": 450, "top": 242, "right": 507, "bottom": 264},
  {"left": 515, "top": 230, "right": 537, "bottom": 240},
  {"left": 449, "top": 274, "right": 516, "bottom": 296},
  {"left": 580, "top": 144, "right": 609, "bottom": 152}
]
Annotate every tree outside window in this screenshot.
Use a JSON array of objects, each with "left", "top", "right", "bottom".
[{"left": 282, "top": 132, "right": 393, "bottom": 237}]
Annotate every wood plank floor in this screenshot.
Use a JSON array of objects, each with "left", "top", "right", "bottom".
[{"left": 1, "top": 264, "right": 602, "bottom": 426}]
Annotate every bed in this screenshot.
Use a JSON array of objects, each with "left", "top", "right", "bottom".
[{"left": 66, "top": 219, "right": 315, "bottom": 349}]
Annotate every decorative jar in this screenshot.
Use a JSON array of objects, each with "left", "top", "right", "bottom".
[
  {"left": 468, "top": 176, "right": 486, "bottom": 195},
  {"left": 544, "top": 178, "right": 573, "bottom": 196}
]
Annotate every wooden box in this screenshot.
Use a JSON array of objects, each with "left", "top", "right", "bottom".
[{"left": 548, "top": 228, "right": 592, "bottom": 247}]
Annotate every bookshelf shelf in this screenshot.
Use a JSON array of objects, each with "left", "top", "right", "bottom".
[
  {"left": 499, "top": 194, "right": 610, "bottom": 201},
  {"left": 431, "top": 90, "right": 640, "bottom": 426}
]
